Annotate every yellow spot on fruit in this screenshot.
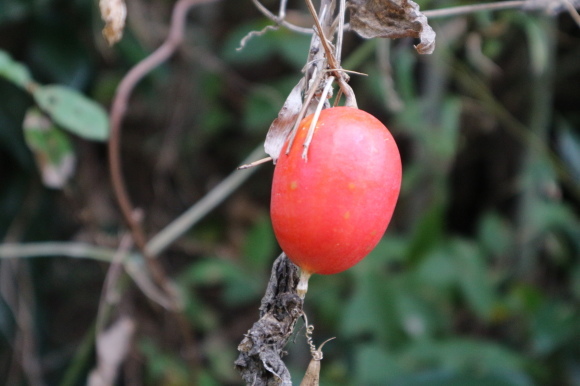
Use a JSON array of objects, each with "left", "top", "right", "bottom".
[
  {"left": 344, "top": 211, "right": 350, "bottom": 219},
  {"left": 348, "top": 182, "right": 356, "bottom": 190},
  {"left": 290, "top": 181, "right": 298, "bottom": 190}
]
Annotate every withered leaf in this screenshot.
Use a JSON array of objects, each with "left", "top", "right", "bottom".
[
  {"left": 347, "top": 0, "right": 436, "bottom": 54},
  {"left": 88, "top": 317, "right": 135, "bottom": 386},
  {"left": 264, "top": 78, "right": 305, "bottom": 162},
  {"left": 99, "top": 0, "right": 127, "bottom": 46}
]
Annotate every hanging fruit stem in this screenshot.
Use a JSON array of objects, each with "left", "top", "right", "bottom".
[{"left": 297, "top": 269, "right": 312, "bottom": 299}]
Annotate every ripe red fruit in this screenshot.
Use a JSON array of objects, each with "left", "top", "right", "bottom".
[{"left": 270, "top": 107, "right": 402, "bottom": 280}]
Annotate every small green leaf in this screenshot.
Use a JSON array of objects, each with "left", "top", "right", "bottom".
[
  {"left": 354, "top": 345, "right": 401, "bottom": 385},
  {"left": 477, "top": 213, "right": 513, "bottom": 257},
  {"left": 556, "top": 118, "right": 580, "bottom": 183},
  {"left": 242, "top": 216, "right": 276, "bottom": 271},
  {"left": 33, "top": 85, "right": 109, "bottom": 141},
  {"left": 452, "top": 240, "right": 495, "bottom": 320},
  {"left": 341, "top": 272, "right": 400, "bottom": 343},
  {"left": 0, "top": 49, "right": 33, "bottom": 89},
  {"left": 23, "top": 107, "right": 75, "bottom": 189}
]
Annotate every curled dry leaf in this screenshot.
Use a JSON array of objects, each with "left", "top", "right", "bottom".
[
  {"left": 99, "top": 0, "right": 127, "bottom": 46},
  {"left": 347, "top": 0, "right": 436, "bottom": 54},
  {"left": 264, "top": 79, "right": 305, "bottom": 162}
]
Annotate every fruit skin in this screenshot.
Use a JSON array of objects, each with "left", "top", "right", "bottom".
[{"left": 271, "top": 107, "right": 402, "bottom": 275}]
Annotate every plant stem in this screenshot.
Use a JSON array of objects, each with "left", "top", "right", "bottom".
[
  {"left": 0, "top": 242, "right": 117, "bottom": 262},
  {"left": 297, "top": 270, "right": 312, "bottom": 299},
  {"left": 423, "top": 1, "right": 525, "bottom": 19},
  {"left": 146, "top": 144, "right": 266, "bottom": 256}
]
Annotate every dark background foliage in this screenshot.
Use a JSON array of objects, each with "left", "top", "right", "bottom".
[{"left": 1, "top": 0, "right": 580, "bottom": 385}]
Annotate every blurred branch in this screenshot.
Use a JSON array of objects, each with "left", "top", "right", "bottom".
[
  {"left": 423, "top": 1, "right": 525, "bottom": 19},
  {"left": 0, "top": 142, "right": 268, "bottom": 304},
  {"left": 452, "top": 61, "right": 580, "bottom": 200},
  {"left": 147, "top": 145, "right": 266, "bottom": 256},
  {"left": 563, "top": 0, "right": 580, "bottom": 27},
  {"left": 423, "top": 0, "right": 580, "bottom": 19},
  {"left": 108, "top": 0, "right": 217, "bottom": 256},
  {"left": 108, "top": 0, "right": 219, "bottom": 311},
  {"left": 251, "top": 0, "right": 312, "bottom": 34},
  {"left": 0, "top": 242, "right": 176, "bottom": 309},
  {"left": 0, "top": 242, "right": 119, "bottom": 262}
]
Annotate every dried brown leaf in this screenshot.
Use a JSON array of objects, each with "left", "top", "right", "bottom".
[
  {"left": 347, "top": 0, "right": 436, "bottom": 54},
  {"left": 99, "top": 0, "right": 127, "bottom": 46},
  {"left": 264, "top": 79, "right": 305, "bottom": 162},
  {"left": 299, "top": 357, "right": 321, "bottom": 386}
]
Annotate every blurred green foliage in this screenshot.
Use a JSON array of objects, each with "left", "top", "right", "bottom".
[{"left": 1, "top": 0, "right": 580, "bottom": 385}]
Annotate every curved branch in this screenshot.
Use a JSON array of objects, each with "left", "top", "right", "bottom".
[
  {"left": 108, "top": 0, "right": 217, "bottom": 256},
  {"left": 252, "top": 0, "right": 313, "bottom": 34}
]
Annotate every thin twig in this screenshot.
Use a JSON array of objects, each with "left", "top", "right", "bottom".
[
  {"left": 563, "top": 0, "right": 580, "bottom": 27},
  {"left": 335, "top": 0, "right": 346, "bottom": 64},
  {"left": 423, "top": 1, "right": 525, "bottom": 19},
  {"left": 302, "top": 76, "right": 335, "bottom": 159},
  {"left": 109, "top": 0, "right": 215, "bottom": 256},
  {"left": 146, "top": 145, "right": 266, "bottom": 256},
  {"left": 108, "top": 0, "right": 217, "bottom": 309},
  {"left": 304, "top": 0, "right": 356, "bottom": 107},
  {"left": 252, "top": 0, "right": 312, "bottom": 34},
  {"left": 285, "top": 71, "right": 326, "bottom": 154},
  {"left": 0, "top": 145, "right": 268, "bottom": 264},
  {"left": 237, "top": 24, "right": 279, "bottom": 51},
  {"left": 95, "top": 234, "right": 133, "bottom": 335},
  {"left": 0, "top": 242, "right": 119, "bottom": 262},
  {"left": 238, "top": 156, "right": 273, "bottom": 169}
]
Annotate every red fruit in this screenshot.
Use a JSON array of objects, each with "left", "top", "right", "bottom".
[{"left": 270, "top": 107, "right": 402, "bottom": 277}]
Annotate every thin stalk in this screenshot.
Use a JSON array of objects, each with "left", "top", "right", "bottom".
[
  {"left": 146, "top": 144, "right": 266, "bottom": 256},
  {"left": 423, "top": 1, "right": 525, "bottom": 19}
]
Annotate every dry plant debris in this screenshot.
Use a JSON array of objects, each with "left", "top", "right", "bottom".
[
  {"left": 347, "top": 0, "right": 436, "bottom": 54},
  {"left": 99, "top": 0, "right": 127, "bottom": 46},
  {"left": 235, "top": 254, "right": 303, "bottom": 386}
]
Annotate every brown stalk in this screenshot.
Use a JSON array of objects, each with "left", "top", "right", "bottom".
[
  {"left": 304, "top": 0, "right": 357, "bottom": 107},
  {"left": 108, "top": 0, "right": 218, "bottom": 301},
  {"left": 106, "top": 0, "right": 219, "bottom": 376}
]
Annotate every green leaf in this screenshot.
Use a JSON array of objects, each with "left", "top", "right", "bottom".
[
  {"left": 452, "top": 239, "right": 496, "bottom": 321},
  {"left": 33, "top": 85, "right": 109, "bottom": 141},
  {"left": 477, "top": 213, "right": 513, "bottom": 257},
  {"left": 179, "top": 259, "right": 261, "bottom": 306},
  {"left": 390, "top": 370, "right": 533, "bottom": 386},
  {"left": 572, "top": 263, "right": 580, "bottom": 301},
  {"left": 556, "top": 118, "right": 580, "bottom": 183},
  {"left": 243, "top": 88, "right": 280, "bottom": 133},
  {"left": 242, "top": 216, "right": 276, "bottom": 271},
  {"left": 531, "top": 302, "right": 580, "bottom": 355},
  {"left": 341, "top": 271, "right": 400, "bottom": 343},
  {"left": 406, "top": 199, "right": 446, "bottom": 264},
  {"left": 401, "top": 338, "right": 527, "bottom": 375},
  {"left": 275, "top": 30, "right": 312, "bottom": 70},
  {"left": 354, "top": 344, "right": 401, "bottom": 385},
  {"left": 394, "top": 286, "right": 440, "bottom": 339},
  {"left": 0, "top": 49, "right": 33, "bottom": 89},
  {"left": 23, "top": 107, "right": 75, "bottom": 189}
]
